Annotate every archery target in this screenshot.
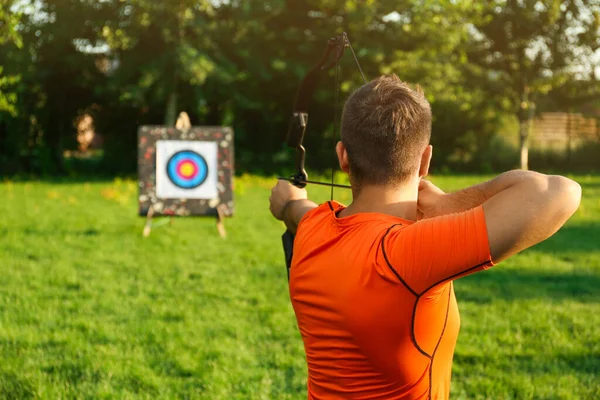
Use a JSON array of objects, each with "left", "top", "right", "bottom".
[
  {"left": 156, "top": 140, "right": 218, "bottom": 200},
  {"left": 167, "top": 151, "right": 208, "bottom": 189}
]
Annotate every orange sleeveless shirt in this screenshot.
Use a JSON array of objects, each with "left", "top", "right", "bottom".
[{"left": 289, "top": 201, "right": 494, "bottom": 399}]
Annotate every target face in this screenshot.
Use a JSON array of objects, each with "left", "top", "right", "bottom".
[
  {"left": 166, "top": 151, "right": 208, "bottom": 189},
  {"left": 156, "top": 140, "right": 218, "bottom": 200}
]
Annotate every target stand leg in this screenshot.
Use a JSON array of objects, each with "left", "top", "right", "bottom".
[
  {"left": 216, "top": 204, "right": 227, "bottom": 238},
  {"left": 143, "top": 204, "right": 155, "bottom": 237}
]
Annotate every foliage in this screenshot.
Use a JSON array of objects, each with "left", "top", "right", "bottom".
[
  {"left": 0, "top": 3, "right": 22, "bottom": 116},
  {"left": 465, "top": 0, "right": 600, "bottom": 168},
  {"left": 0, "top": 175, "right": 599, "bottom": 398},
  {"left": 0, "top": 2, "right": 22, "bottom": 47},
  {"left": 0, "top": 67, "right": 20, "bottom": 115},
  {"left": 1, "top": 0, "right": 110, "bottom": 174},
  {"left": 0, "top": 0, "right": 598, "bottom": 176}
]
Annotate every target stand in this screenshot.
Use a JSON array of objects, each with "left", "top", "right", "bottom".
[{"left": 137, "top": 116, "right": 234, "bottom": 237}]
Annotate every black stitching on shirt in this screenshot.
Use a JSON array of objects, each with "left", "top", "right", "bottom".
[
  {"left": 381, "top": 224, "right": 418, "bottom": 297},
  {"left": 419, "top": 260, "right": 492, "bottom": 296},
  {"left": 411, "top": 296, "right": 432, "bottom": 359},
  {"left": 428, "top": 286, "right": 452, "bottom": 399}
]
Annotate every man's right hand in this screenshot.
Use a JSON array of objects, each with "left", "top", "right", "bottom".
[{"left": 417, "top": 179, "right": 447, "bottom": 220}]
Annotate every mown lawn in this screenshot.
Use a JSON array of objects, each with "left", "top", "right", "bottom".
[{"left": 0, "top": 174, "right": 598, "bottom": 399}]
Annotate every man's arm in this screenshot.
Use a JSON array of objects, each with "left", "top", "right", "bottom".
[
  {"left": 419, "top": 170, "right": 582, "bottom": 263},
  {"left": 269, "top": 180, "right": 318, "bottom": 235},
  {"left": 279, "top": 199, "right": 318, "bottom": 234},
  {"left": 482, "top": 171, "right": 581, "bottom": 263}
]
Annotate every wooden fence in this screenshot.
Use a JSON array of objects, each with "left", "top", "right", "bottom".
[{"left": 531, "top": 112, "right": 599, "bottom": 152}]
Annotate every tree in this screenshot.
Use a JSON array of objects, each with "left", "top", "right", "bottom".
[
  {"left": 467, "top": 0, "right": 600, "bottom": 170},
  {"left": 99, "top": 0, "right": 217, "bottom": 126},
  {"left": 0, "top": 1, "right": 22, "bottom": 115},
  {"left": 206, "top": 0, "right": 492, "bottom": 173}
]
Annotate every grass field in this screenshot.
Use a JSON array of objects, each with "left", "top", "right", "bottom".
[{"left": 0, "top": 174, "right": 598, "bottom": 400}]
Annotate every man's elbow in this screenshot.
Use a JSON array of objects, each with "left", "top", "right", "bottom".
[{"left": 548, "top": 175, "right": 582, "bottom": 219}]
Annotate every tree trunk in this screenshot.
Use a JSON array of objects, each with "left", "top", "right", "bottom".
[
  {"left": 44, "top": 98, "right": 66, "bottom": 174},
  {"left": 57, "top": 100, "right": 65, "bottom": 173},
  {"left": 519, "top": 118, "right": 529, "bottom": 170},
  {"left": 206, "top": 101, "right": 220, "bottom": 125},
  {"left": 164, "top": 6, "right": 183, "bottom": 128},
  {"left": 517, "top": 86, "right": 535, "bottom": 171},
  {"left": 566, "top": 112, "right": 572, "bottom": 165},
  {"left": 164, "top": 91, "right": 178, "bottom": 127}
]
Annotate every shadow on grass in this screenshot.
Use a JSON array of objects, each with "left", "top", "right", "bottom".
[
  {"left": 22, "top": 227, "right": 101, "bottom": 236},
  {"left": 456, "top": 220, "right": 599, "bottom": 304},
  {"left": 0, "top": 227, "right": 102, "bottom": 239},
  {"left": 23, "top": 228, "right": 100, "bottom": 236},
  {"left": 582, "top": 182, "right": 600, "bottom": 189},
  {"left": 456, "top": 268, "right": 600, "bottom": 304},
  {"left": 531, "top": 224, "right": 600, "bottom": 256},
  {"left": 0, "top": 369, "right": 36, "bottom": 400}
]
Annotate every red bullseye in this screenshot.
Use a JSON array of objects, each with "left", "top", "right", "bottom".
[{"left": 176, "top": 160, "right": 198, "bottom": 179}]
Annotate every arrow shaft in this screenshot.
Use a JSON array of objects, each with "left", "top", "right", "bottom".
[{"left": 277, "top": 176, "right": 351, "bottom": 189}]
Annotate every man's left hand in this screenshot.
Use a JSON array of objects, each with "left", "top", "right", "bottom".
[{"left": 269, "top": 180, "right": 308, "bottom": 221}]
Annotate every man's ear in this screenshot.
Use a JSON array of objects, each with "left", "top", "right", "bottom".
[
  {"left": 419, "top": 145, "right": 432, "bottom": 178},
  {"left": 336, "top": 141, "right": 350, "bottom": 174}
]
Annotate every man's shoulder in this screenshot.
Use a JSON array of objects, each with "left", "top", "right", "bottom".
[{"left": 298, "top": 201, "right": 343, "bottom": 228}]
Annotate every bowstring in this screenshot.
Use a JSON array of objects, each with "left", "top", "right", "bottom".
[
  {"left": 345, "top": 34, "right": 367, "bottom": 85},
  {"left": 331, "top": 55, "right": 341, "bottom": 201},
  {"left": 330, "top": 33, "right": 366, "bottom": 201}
]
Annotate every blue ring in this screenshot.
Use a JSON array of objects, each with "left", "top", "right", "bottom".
[{"left": 166, "top": 150, "right": 209, "bottom": 189}]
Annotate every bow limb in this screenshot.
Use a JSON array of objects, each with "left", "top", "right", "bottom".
[
  {"left": 280, "top": 33, "right": 367, "bottom": 280},
  {"left": 281, "top": 34, "right": 349, "bottom": 281},
  {"left": 285, "top": 35, "right": 347, "bottom": 187}
]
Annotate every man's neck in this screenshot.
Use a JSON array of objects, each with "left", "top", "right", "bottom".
[{"left": 339, "top": 180, "right": 419, "bottom": 221}]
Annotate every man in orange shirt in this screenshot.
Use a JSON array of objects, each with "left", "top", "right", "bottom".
[{"left": 269, "top": 75, "right": 581, "bottom": 399}]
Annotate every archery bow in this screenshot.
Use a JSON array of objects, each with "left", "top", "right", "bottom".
[{"left": 279, "top": 32, "right": 367, "bottom": 281}]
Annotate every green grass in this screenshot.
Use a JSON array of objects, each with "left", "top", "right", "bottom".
[{"left": 0, "top": 174, "right": 598, "bottom": 399}]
